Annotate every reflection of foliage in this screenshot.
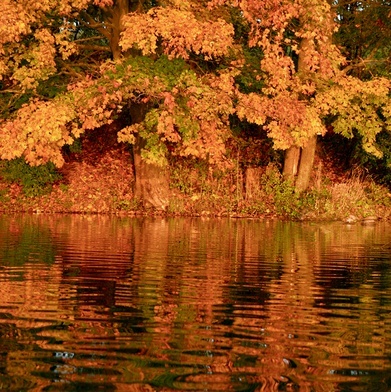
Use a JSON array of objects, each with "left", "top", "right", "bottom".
[
  {"left": 0, "top": 216, "right": 391, "bottom": 389},
  {"left": 0, "top": 218, "right": 57, "bottom": 266}
]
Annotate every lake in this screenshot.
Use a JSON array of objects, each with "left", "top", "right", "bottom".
[{"left": 0, "top": 214, "right": 390, "bottom": 391}]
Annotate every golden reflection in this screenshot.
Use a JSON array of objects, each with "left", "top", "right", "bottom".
[{"left": 0, "top": 215, "right": 390, "bottom": 390}]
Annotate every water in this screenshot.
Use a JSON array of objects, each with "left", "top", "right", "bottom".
[{"left": 0, "top": 214, "right": 390, "bottom": 391}]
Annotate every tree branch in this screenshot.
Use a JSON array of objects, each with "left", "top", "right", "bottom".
[
  {"left": 79, "top": 11, "right": 112, "bottom": 41},
  {"left": 77, "top": 44, "right": 111, "bottom": 52}
]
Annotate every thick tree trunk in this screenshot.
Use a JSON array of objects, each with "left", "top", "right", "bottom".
[
  {"left": 108, "top": 0, "right": 130, "bottom": 60},
  {"left": 282, "top": 37, "right": 318, "bottom": 193},
  {"left": 129, "top": 104, "right": 171, "bottom": 210},
  {"left": 282, "top": 146, "right": 300, "bottom": 183},
  {"left": 133, "top": 135, "right": 170, "bottom": 210},
  {"left": 282, "top": 135, "right": 317, "bottom": 193},
  {"left": 295, "top": 135, "right": 317, "bottom": 193}
]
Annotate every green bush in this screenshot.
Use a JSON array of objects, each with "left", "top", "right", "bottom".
[
  {"left": 260, "top": 164, "right": 300, "bottom": 217},
  {"left": 0, "top": 158, "right": 62, "bottom": 197},
  {"left": 260, "top": 164, "right": 322, "bottom": 219}
]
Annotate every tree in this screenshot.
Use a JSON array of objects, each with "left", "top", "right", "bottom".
[
  {"left": 1, "top": 0, "right": 391, "bottom": 207},
  {"left": 211, "top": 0, "right": 340, "bottom": 192},
  {"left": 329, "top": 1, "right": 391, "bottom": 181},
  {"left": 117, "top": 2, "right": 237, "bottom": 207},
  {"left": 0, "top": 0, "right": 237, "bottom": 208},
  {"left": 0, "top": 0, "right": 113, "bottom": 166},
  {"left": 211, "top": 0, "right": 391, "bottom": 192},
  {"left": 334, "top": 0, "right": 391, "bottom": 79}
]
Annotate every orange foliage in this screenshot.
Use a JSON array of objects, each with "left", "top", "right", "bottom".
[
  {"left": 0, "top": 98, "right": 76, "bottom": 167},
  {"left": 210, "top": 0, "right": 390, "bottom": 154},
  {"left": 1, "top": 0, "right": 390, "bottom": 169},
  {"left": 120, "top": 7, "right": 234, "bottom": 60}
]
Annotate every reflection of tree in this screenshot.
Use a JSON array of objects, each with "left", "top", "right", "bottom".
[
  {"left": 256, "top": 222, "right": 391, "bottom": 389},
  {"left": 53, "top": 215, "right": 137, "bottom": 310},
  {"left": 0, "top": 214, "right": 57, "bottom": 266},
  {"left": 0, "top": 216, "right": 390, "bottom": 390}
]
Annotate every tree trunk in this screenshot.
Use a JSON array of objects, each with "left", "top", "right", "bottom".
[
  {"left": 133, "top": 135, "right": 170, "bottom": 210},
  {"left": 282, "top": 37, "right": 317, "bottom": 193},
  {"left": 282, "top": 146, "right": 300, "bottom": 183},
  {"left": 108, "top": 2, "right": 171, "bottom": 210},
  {"left": 295, "top": 135, "right": 317, "bottom": 193},
  {"left": 129, "top": 104, "right": 171, "bottom": 210},
  {"left": 108, "top": 0, "right": 130, "bottom": 60},
  {"left": 282, "top": 134, "right": 317, "bottom": 194}
]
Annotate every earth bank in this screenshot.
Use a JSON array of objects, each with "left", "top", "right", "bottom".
[{"left": 1, "top": 127, "right": 391, "bottom": 222}]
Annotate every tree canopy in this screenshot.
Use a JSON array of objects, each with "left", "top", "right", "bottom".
[{"left": 1, "top": 0, "right": 391, "bottom": 197}]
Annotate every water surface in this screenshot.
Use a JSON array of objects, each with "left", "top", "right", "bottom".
[{"left": 0, "top": 214, "right": 390, "bottom": 391}]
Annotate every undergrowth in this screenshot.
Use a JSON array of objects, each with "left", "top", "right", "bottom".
[
  {"left": 169, "top": 159, "right": 391, "bottom": 220},
  {"left": 0, "top": 158, "right": 62, "bottom": 197},
  {"left": 0, "top": 144, "right": 390, "bottom": 220}
]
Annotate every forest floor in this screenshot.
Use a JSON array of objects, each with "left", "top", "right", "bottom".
[{"left": 1, "top": 127, "right": 391, "bottom": 221}]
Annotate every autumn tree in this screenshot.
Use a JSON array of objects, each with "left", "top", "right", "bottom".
[
  {"left": 1, "top": 0, "right": 391, "bottom": 208},
  {"left": 334, "top": 0, "right": 391, "bottom": 79},
  {"left": 329, "top": 1, "right": 391, "bottom": 179},
  {"left": 210, "top": 0, "right": 391, "bottom": 192},
  {"left": 0, "top": 0, "right": 238, "bottom": 208},
  {"left": 117, "top": 2, "right": 237, "bottom": 207}
]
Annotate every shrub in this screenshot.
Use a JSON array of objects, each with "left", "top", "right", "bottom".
[
  {"left": 0, "top": 158, "right": 62, "bottom": 197},
  {"left": 261, "top": 164, "right": 302, "bottom": 218}
]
